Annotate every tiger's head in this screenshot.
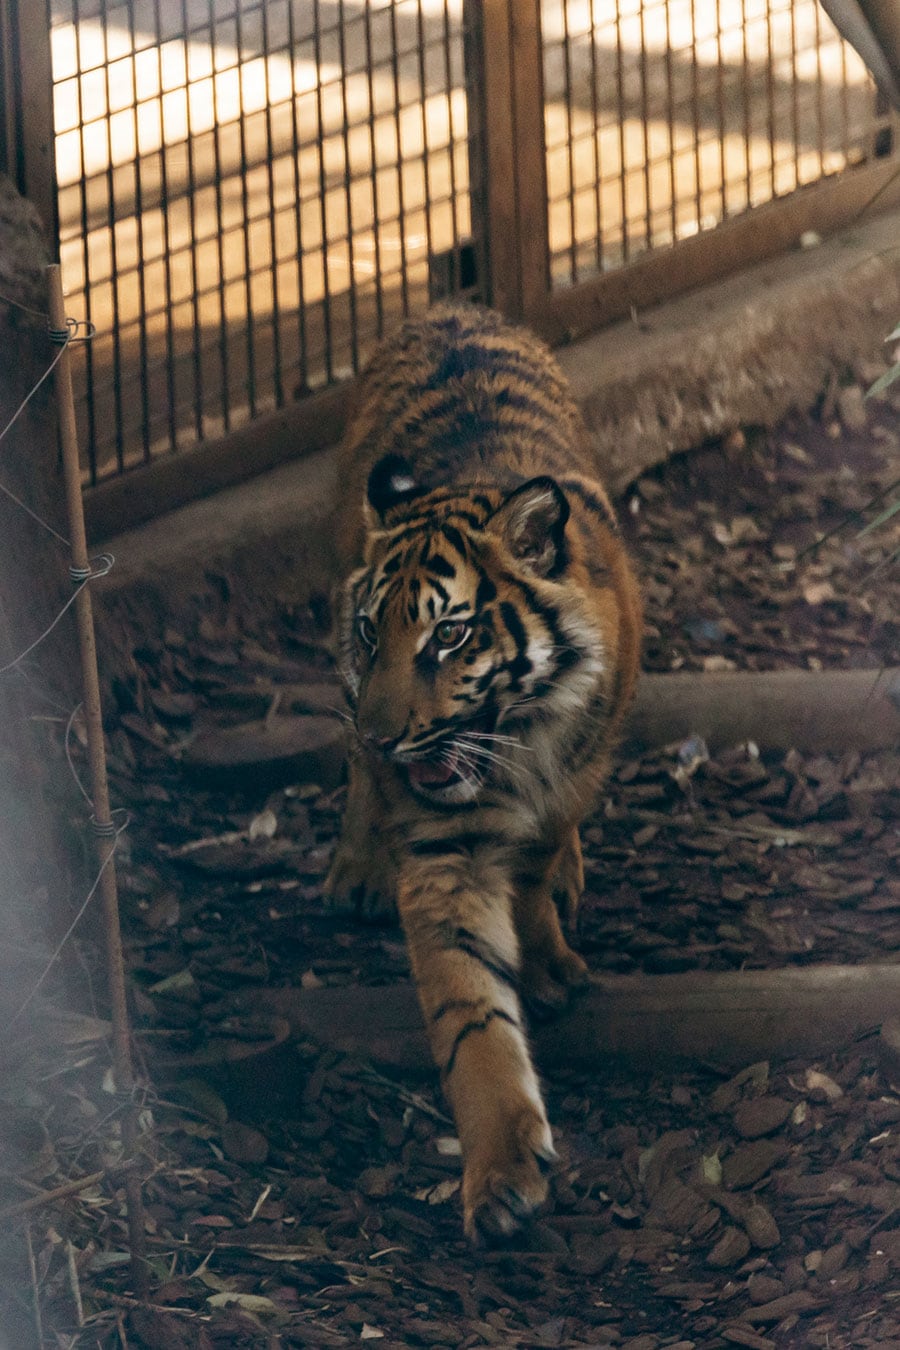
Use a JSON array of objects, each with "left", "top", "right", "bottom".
[{"left": 336, "top": 455, "right": 605, "bottom": 805}]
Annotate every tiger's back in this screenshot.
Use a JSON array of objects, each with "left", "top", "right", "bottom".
[
  {"left": 326, "top": 303, "right": 641, "bottom": 1240},
  {"left": 337, "top": 307, "right": 612, "bottom": 562}
]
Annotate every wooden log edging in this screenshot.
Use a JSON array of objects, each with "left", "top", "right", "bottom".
[
  {"left": 249, "top": 964, "right": 900, "bottom": 1074},
  {"left": 628, "top": 667, "right": 900, "bottom": 754}
]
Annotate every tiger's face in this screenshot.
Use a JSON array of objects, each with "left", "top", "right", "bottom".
[{"left": 336, "top": 456, "right": 604, "bottom": 805}]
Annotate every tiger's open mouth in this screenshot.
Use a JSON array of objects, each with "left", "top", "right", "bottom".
[
  {"left": 406, "top": 750, "right": 469, "bottom": 792},
  {"left": 402, "top": 708, "right": 498, "bottom": 798}
]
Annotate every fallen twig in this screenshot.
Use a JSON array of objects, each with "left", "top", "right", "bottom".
[
  {"left": 25, "top": 1223, "right": 43, "bottom": 1348},
  {"left": 0, "top": 1160, "right": 137, "bottom": 1223}
]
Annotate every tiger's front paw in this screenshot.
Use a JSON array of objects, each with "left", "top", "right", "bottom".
[
  {"left": 521, "top": 944, "right": 589, "bottom": 1019},
  {"left": 463, "top": 1105, "right": 557, "bottom": 1243},
  {"left": 323, "top": 843, "right": 398, "bottom": 920}
]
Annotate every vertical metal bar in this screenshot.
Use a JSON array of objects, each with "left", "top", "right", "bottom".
[
  {"left": 234, "top": 2, "right": 257, "bottom": 418},
  {"left": 665, "top": 0, "right": 677, "bottom": 242},
  {"left": 180, "top": 0, "right": 205, "bottom": 440},
  {"left": 388, "top": 0, "right": 410, "bottom": 316},
  {"left": 690, "top": 0, "right": 703, "bottom": 228},
  {"left": 463, "top": 0, "right": 490, "bottom": 302},
  {"left": 765, "top": 0, "right": 776, "bottom": 197},
  {"left": 338, "top": 0, "right": 359, "bottom": 373},
  {"left": 741, "top": 0, "right": 752, "bottom": 208},
  {"left": 415, "top": 0, "right": 435, "bottom": 306},
  {"left": 364, "top": 1, "right": 385, "bottom": 335},
  {"left": 285, "top": 0, "right": 309, "bottom": 389},
  {"left": 260, "top": 0, "right": 284, "bottom": 406},
  {"left": 639, "top": 0, "right": 655, "bottom": 248},
  {"left": 101, "top": 0, "right": 125, "bottom": 475},
  {"left": 715, "top": 0, "right": 727, "bottom": 220},
  {"left": 441, "top": 0, "right": 462, "bottom": 292},
  {"left": 812, "top": 0, "right": 825, "bottom": 176},
  {"left": 207, "top": 0, "right": 231, "bottom": 432},
  {"left": 561, "top": 0, "right": 577, "bottom": 284},
  {"left": 790, "top": 0, "right": 799, "bottom": 189},
  {"left": 127, "top": 0, "right": 151, "bottom": 464},
  {"left": 73, "top": 0, "right": 98, "bottom": 483},
  {"left": 639, "top": 0, "right": 652, "bottom": 250},
  {"left": 839, "top": 20, "right": 850, "bottom": 158},
  {"left": 614, "top": 0, "right": 629, "bottom": 261},
  {"left": 152, "top": 0, "right": 178, "bottom": 452},
  {"left": 588, "top": 5, "right": 603, "bottom": 274},
  {"left": 313, "top": 0, "right": 334, "bottom": 380}
]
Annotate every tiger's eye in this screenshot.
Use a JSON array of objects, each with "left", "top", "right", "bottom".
[
  {"left": 357, "top": 614, "right": 377, "bottom": 650},
  {"left": 434, "top": 620, "right": 469, "bottom": 650}
]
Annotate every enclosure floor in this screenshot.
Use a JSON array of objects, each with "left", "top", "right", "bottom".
[{"left": 7, "top": 395, "right": 899, "bottom": 1346}]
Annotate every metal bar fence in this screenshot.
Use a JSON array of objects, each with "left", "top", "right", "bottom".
[
  {"left": 540, "top": 0, "right": 895, "bottom": 293},
  {"left": 4, "top": 0, "right": 895, "bottom": 519},
  {"left": 46, "top": 0, "right": 479, "bottom": 487}
]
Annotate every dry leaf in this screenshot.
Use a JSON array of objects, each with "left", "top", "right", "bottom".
[
  {"left": 804, "top": 1069, "right": 843, "bottom": 1101},
  {"left": 249, "top": 808, "right": 278, "bottom": 840},
  {"left": 207, "top": 1292, "right": 279, "bottom": 1313}
]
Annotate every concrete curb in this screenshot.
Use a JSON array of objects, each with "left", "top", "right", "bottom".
[{"left": 559, "top": 208, "right": 900, "bottom": 494}]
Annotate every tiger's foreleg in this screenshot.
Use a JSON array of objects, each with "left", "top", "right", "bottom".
[
  {"left": 514, "top": 837, "right": 590, "bottom": 1017},
  {"left": 397, "top": 853, "right": 556, "bottom": 1241},
  {"left": 323, "top": 750, "right": 398, "bottom": 918},
  {"left": 552, "top": 826, "right": 585, "bottom": 931}
]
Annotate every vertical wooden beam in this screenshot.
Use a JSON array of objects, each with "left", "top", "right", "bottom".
[
  {"left": 1, "top": 0, "right": 57, "bottom": 244},
  {"left": 510, "top": 0, "right": 551, "bottom": 319},
  {"left": 477, "top": 0, "right": 550, "bottom": 319},
  {"left": 478, "top": 0, "right": 521, "bottom": 316}
]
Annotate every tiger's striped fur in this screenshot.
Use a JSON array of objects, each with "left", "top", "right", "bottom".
[{"left": 325, "top": 303, "right": 641, "bottom": 1240}]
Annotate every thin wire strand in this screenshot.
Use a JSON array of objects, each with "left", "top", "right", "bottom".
[
  {"left": 0, "top": 316, "right": 96, "bottom": 550},
  {"left": 0, "top": 582, "right": 87, "bottom": 676},
  {"left": 65, "top": 703, "right": 93, "bottom": 807},
  {"left": 0, "top": 289, "right": 48, "bottom": 320},
  {"left": 0, "top": 342, "right": 69, "bottom": 449},
  {"left": 5, "top": 817, "right": 129, "bottom": 1032},
  {"left": 0, "top": 556, "right": 114, "bottom": 677},
  {"left": 0, "top": 477, "right": 70, "bottom": 547}
]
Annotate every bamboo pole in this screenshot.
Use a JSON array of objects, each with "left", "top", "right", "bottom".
[{"left": 47, "top": 264, "right": 148, "bottom": 1292}]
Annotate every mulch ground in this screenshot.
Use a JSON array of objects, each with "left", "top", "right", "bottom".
[{"left": 1, "top": 384, "right": 898, "bottom": 1348}]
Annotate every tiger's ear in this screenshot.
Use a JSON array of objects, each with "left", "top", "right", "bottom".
[
  {"left": 366, "top": 454, "right": 422, "bottom": 522},
  {"left": 489, "top": 476, "right": 570, "bottom": 578}
]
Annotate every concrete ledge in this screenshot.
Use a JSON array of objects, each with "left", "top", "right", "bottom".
[
  {"left": 558, "top": 207, "right": 900, "bottom": 492},
  {"left": 97, "top": 207, "right": 900, "bottom": 631}
]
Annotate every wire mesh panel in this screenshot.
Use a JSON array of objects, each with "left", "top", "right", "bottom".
[
  {"left": 50, "top": 0, "right": 478, "bottom": 483},
  {"left": 542, "top": 0, "right": 895, "bottom": 289}
]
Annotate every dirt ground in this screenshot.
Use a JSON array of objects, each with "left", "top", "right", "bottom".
[{"left": 1, "top": 385, "right": 898, "bottom": 1348}]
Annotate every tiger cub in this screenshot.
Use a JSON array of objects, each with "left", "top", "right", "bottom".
[{"left": 325, "top": 302, "right": 641, "bottom": 1240}]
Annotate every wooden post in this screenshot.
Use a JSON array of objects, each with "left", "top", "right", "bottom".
[
  {"left": 477, "top": 0, "right": 550, "bottom": 318},
  {"left": 47, "top": 264, "right": 147, "bottom": 1292},
  {"left": 0, "top": 0, "right": 57, "bottom": 245}
]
